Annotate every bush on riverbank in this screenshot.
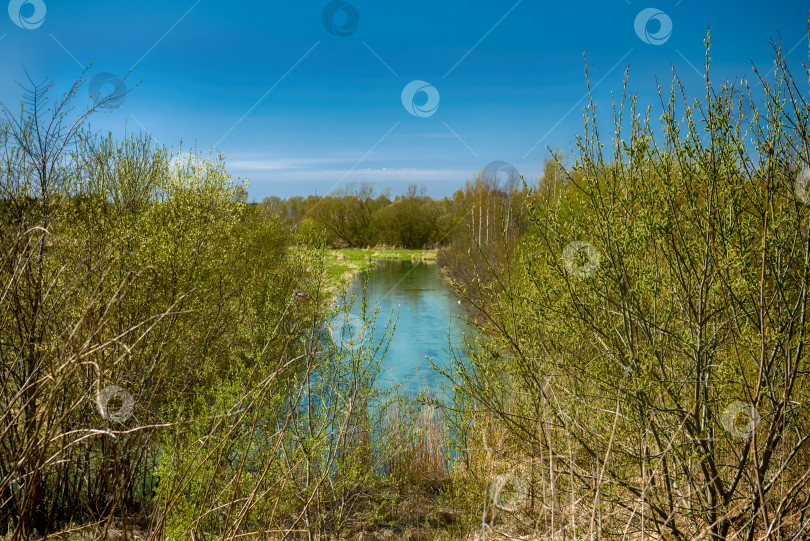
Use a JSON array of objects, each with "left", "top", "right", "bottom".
[
  {"left": 0, "top": 76, "right": 451, "bottom": 540},
  {"left": 444, "top": 37, "right": 810, "bottom": 540}
]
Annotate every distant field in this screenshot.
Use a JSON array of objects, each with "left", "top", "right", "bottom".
[{"left": 324, "top": 248, "right": 437, "bottom": 291}]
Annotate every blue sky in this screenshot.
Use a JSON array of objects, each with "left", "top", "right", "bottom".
[{"left": 1, "top": 1, "right": 808, "bottom": 199}]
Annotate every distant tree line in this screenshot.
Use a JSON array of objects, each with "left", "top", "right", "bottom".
[{"left": 259, "top": 176, "right": 535, "bottom": 250}]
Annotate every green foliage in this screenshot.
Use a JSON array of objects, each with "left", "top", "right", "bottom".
[
  {"left": 0, "top": 76, "right": 323, "bottom": 538},
  {"left": 445, "top": 38, "right": 810, "bottom": 540},
  {"left": 0, "top": 75, "right": 461, "bottom": 540},
  {"left": 263, "top": 181, "right": 466, "bottom": 249}
]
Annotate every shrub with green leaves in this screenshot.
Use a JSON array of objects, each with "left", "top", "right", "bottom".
[
  {"left": 0, "top": 75, "right": 320, "bottom": 538},
  {"left": 448, "top": 37, "right": 810, "bottom": 540}
]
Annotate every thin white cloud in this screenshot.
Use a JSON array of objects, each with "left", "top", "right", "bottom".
[
  {"left": 228, "top": 156, "right": 359, "bottom": 170},
  {"left": 401, "top": 132, "right": 457, "bottom": 139},
  {"left": 246, "top": 168, "right": 474, "bottom": 184}
]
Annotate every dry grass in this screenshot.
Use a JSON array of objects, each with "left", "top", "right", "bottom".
[{"left": 382, "top": 402, "right": 449, "bottom": 490}]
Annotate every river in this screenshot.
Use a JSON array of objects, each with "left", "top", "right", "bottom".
[{"left": 342, "top": 259, "right": 472, "bottom": 396}]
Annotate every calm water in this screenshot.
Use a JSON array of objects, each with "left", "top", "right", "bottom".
[{"left": 344, "top": 260, "right": 472, "bottom": 395}]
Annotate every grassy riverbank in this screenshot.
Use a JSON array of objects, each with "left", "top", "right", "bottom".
[{"left": 324, "top": 248, "right": 437, "bottom": 291}]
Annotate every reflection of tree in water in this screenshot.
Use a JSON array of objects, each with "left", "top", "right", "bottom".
[{"left": 349, "top": 260, "right": 443, "bottom": 311}]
